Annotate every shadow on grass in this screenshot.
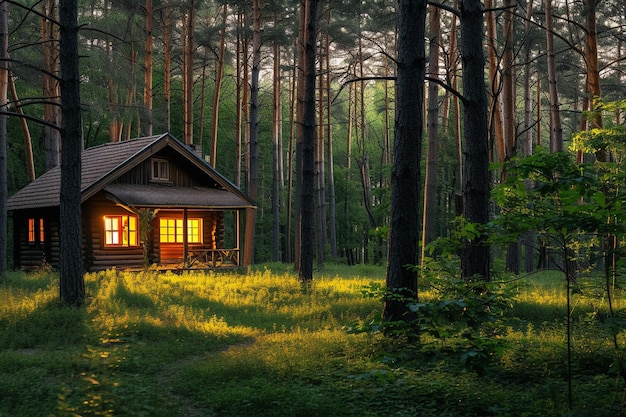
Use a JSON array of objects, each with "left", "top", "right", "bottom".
[
  {"left": 0, "top": 299, "right": 91, "bottom": 349},
  {"left": 0, "top": 299, "right": 92, "bottom": 417},
  {"left": 0, "top": 288, "right": 258, "bottom": 417}
]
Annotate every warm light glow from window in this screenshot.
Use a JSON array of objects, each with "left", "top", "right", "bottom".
[
  {"left": 28, "top": 218, "right": 44, "bottom": 243},
  {"left": 160, "top": 218, "right": 178, "bottom": 243},
  {"left": 159, "top": 218, "right": 202, "bottom": 243},
  {"left": 104, "top": 215, "right": 139, "bottom": 247},
  {"left": 187, "top": 219, "right": 200, "bottom": 243}
]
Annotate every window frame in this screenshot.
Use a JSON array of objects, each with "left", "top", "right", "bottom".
[
  {"left": 150, "top": 158, "right": 170, "bottom": 182},
  {"left": 27, "top": 218, "right": 45, "bottom": 244},
  {"left": 103, "top": 214, "right": 139, "bottom": 247},
  {"left": 159, "top": 217, "right": 203, "bottom": 244}
]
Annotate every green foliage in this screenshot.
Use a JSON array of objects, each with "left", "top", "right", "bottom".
[
  {"left": 491, "top": 148, "right": 626, "bottom": 260},
  {"left": 357, "top": 263, "right": 513, "bottom": 374},
  {"left": 492, "top": 146, "right": 626, "bottom": 405},
  {"left": 425, "top": 217, "right": 492, "bottom": 260},
  {"left": 570, "top": 99, "right": 626, "bottom": 158},
  {"left": 2, "top": 266, "right": 626, "bottom": 416}
]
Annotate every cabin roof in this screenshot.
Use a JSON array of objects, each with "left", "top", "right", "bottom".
[
  {"left": 104, "top": 184, "right": 251, "bottom": 209},
  {"left": 7, "top": 133, "right": 255, "bottom": 211}
]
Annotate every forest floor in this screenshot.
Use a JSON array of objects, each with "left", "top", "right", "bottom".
[{"left": 0, "top": 263, "right": 624, "bottom": 416}]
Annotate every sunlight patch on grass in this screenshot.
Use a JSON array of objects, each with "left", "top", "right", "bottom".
[
  {"left": 86, "top": 270, "right": 258, "bottom": 347},
  {"left": 2, "top": 265, "right": 625, "bottom": 416},
  {"left": 0, "top": 270, "right": 58, "bottom": 325}
]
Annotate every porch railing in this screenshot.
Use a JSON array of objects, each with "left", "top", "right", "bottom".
[{"left": 187, "top": 247, "right": 240, "bottom": 267}]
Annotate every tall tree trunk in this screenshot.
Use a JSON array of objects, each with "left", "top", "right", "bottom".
[
  {"left": 143, "top": 0, "right": 153, "bottom": 136},
  {"left": 242, "top": 33, "right": 250, "bottom": 195},
  {"left": 583, "top": 0, "right": 604, "bottom": 161},
  {"left": 43, "top": 0, "right": 61, "bottom": 169},
  {"left": 105, "top": 0, "right": 120, "bottom": 141},
  {"left": 210, "top": 4, "right": 227, "bottom": 167},
  {"left": 286, "top": 40, "right": 298, "bottom": 264},
  {"left": 522, "top": 0, "right": 534, "bottom": 157},
  {"left": 385, "top": 0, "right": 426, "bottom": 320},
  {"left": 522, "top": 0, "right": 535, "bottom": 273},
  {"left": 460, "top": 0, "right": 490, "bottom": 282},
  {"left": 383, "top": 50, "right": 392, "bottom": 167},
  {"left": 298, "top": 0, "right": 319, "bottom": 282},
  {"left": 0, "top": 0, "right": 8, "bottom": 276},
  {"left": 325, "top": 13, "right": 338, "bottom": 259},
  {"left": 245, "top": 0, "right": 261, "bottom": 266},
  {"left": 502, "top": 0, "right": 516, "bottom": 159},
  {"left": 423, "top": 2, "right": 440, "bottom": 251},
  {"left": 123, "top": 48, "right": 138, "bottom": 140},
  {"left": 445, "top": 2, "right": 462, "bottom": 202},
  {"left": 235, "top": 8, "right": 244, "bottom": 187},
  {"left": 294, "top": 0, "right": 307, "bottom": 272},
  {"left": 485, "top": 0, "right": 505, "bottom": 173},
  {"left": 357, "top": 34, "right": 370, "bottom": 261},
  {"left": 343, "top": 79, "right": 354, "bottom": 262},
  {"left": 359, "top": 154, "right": 377, "bottom": 230},
  {"left": 545, "top": 0, "right": 563, "bottom": 153},
  {"left": 59, "top": 0, "right": 85, "bottom": 306},
  {"left": 315, "top": 36, "right": 326, "bottom": 267},
  {"left": 576, "top": 97, "right": 589, "bottom": 163},
  {"left": 272, "top": 38, "right": 282, "bottom": 262},
  {"left": 198, "top": 51, "right": 208, "bottom": 148},
  {"left": 536, "top": 76, "right": 541, "bottom": 147},
  {"left": 343, "top": 83, "right": 356, "bottom": 265},
  {"left": 182, "top": 1, "right": 195, "bottom": 145},
  {"left": 8, "top": 74, "right": 35, "bottom": 181},
  {"left": 502, "top": 0, "right": 519, "bottom": 274},
  {"left": 163, "top": 0, "right": 172, "bottom": 132}
]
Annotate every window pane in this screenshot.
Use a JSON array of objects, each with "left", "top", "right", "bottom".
[
  {"left": 28, "top": 218, "right": 35, "bottom": 243},
  {"left": 151, "top": 159, "right": 169, "bottom": 181},
  {"left": 160, "top": 161, "right": 169, "bottom": 180},
  {"left": 105, "top": 216, "right": 120, "bottom": 245},
  {"left": 128, "top": 216, "right": 138, "bottom": 246},
  {"left": 160, "top": 218, "right": 177, "bottom": 243},
  {"left": 122, "top": 217, "right": 129, "bottom": 246},
  {"left": 176, "top": 219, "right": 183, "bottom": 242},
  {"left": 39, "top": 219, "right": 45, "bottom": 242},
  {"left": 159, "top": 217, "right": 202, "bottom": 243},
  {"left": 187, "top": 219, "right": 201, "bottom": 243},
  {"left": 104, "top": 215, "right": 138, "bottom": 246}
]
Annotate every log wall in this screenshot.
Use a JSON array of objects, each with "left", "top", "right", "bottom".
[
  {"left": 12, "top": 194, "right": 231, "bottom": 271},
  {"left": 84, "top": 194, "right": 145, "bottom": 271},
  {"left": 12, "top": 209, "right": 60, "bottom": 270}
]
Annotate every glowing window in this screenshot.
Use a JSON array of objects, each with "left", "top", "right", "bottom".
[
  {"left": 159, "top": 218, "right": 202, "bottom": 243},
  {"left": 28, "top": 218, "right": 44, "bottom": 244},
  {"left": 104, "top": 215, "right": 138, "bottom": 247}
]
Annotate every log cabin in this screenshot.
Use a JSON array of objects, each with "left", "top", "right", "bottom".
[{"left": 7, "top": 133, "right": 256, "bottom": 271}]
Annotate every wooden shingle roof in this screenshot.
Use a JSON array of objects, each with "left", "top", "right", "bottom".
[
  {"left": 7, "top": 133, "right": 255, "bottom": 211},
  {"left": 103, "top": 184, "right": 252, "bottom": 208}
]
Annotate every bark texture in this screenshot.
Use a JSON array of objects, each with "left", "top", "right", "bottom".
[
  {"left": 0, "top": 0, "right": 8, "bottom": 276},
  {"left": 384, "top": 0, "right": 426, "bottom": 320},
  {"left": 59, "top": 0, "right": 85, "bottom": 305},
  {"left": 460, "top": 0, "right": 490, "bottom": 282},
  {"left": 298, "top": 0, "right": 319, "bottom": 282}
]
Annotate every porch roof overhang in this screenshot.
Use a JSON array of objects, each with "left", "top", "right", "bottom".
[{"left": 103, "top": 184, "right": 255, "bottom": 210}]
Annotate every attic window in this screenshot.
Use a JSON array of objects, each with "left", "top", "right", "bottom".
[{"left": 151, "top": 158, "right": 170, "bottom": 181}]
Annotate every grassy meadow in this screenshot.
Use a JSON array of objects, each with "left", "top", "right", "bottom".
[{"left": 1, "top": 264, "right": 625, "bottom": 416}]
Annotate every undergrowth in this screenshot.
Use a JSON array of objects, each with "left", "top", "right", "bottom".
[{"left": 0, "top": 265, "right": 624, "bottom": 416}]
